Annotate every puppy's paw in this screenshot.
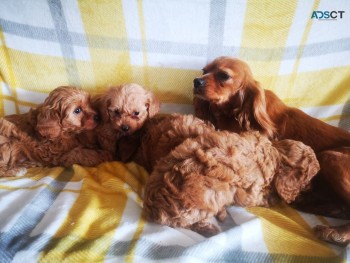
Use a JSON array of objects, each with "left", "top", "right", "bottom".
[
  {"left": 216, "top": 208, "right": 227, "bottom": 222},
  {"left": 314, "top": 225, "right": 350, "bottom": 246},
  {"left": 190, "top": 219, "right": 220, "bottom": 237}
]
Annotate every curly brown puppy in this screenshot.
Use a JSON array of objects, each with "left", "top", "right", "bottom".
[
  {"left": 143, "top": 128, "right": 319, "bottom": 236},
  {"left": 88, "top": 83, "right": 160, "bottom": 158},
  {"left": 193, "top": 56, "right": 350, "bottom": 244},
  {"left": 0, "top": 86, "right": 112, "bottom": 176},
  {"left": 117, "top": 114, "right": 216, "bottom": 172}
]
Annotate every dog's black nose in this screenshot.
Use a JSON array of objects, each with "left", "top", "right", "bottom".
[
  {"left": 93, "top": 114, "right": 100, "bottom": 123},
  {"left": 121, "top": 124, "right": 129, "bottom": 132},
  {"left": 193, "top": 78, "right": 205, "bottom": 89}
]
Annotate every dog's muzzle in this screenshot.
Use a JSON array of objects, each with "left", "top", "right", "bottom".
[{"left": 193, "top": 78, "right": 206, "bottom": 94}]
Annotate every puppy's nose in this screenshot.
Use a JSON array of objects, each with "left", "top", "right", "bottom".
[
  {"left": 93, "top": 114, "right": 100, "bottom": 123},
  {"left": 121, "top": 124, "right": 129, "bottom": 132},
  {"left": 193, "top": 78, "right": 206, "bottom": 89}
]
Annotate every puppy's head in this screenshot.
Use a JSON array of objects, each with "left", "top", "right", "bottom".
[
  {"left": 36, "top": 86, "right": 99, "bottom": 138},
  {"left": 101, "top": 83, "right": 160, "bottom": 135},
  {"left": 193, "top": 56, "right": 254, "bottom": 104},
  {"left": 273, "top": 140, "right": 320, "bottom": 203}
]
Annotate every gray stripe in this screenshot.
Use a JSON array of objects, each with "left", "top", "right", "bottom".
[
  {"left": 0, "top": 168, "right": 74, "bottom": 261},
  {"left": 1, "top": 18, "right": 350, "bottom": 61},
  {"left": 207, "top": 0, "right": 229, "bottom": 60},
  {"left": 47, "top": 0, "right": 80, "bottom": 86},
  {"left": 0, "top": 231, "right": 343, "bottom": 262},
  {"left": 339, "top": 100, "right": 350, "bottom": 131}
]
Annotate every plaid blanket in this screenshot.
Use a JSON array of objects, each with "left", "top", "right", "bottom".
[
  {"left": 0, "top": 164, "right": 348, "bottom": 262},
  {"left": 0, "top": 0, "right": 350, "bottom": 262}
]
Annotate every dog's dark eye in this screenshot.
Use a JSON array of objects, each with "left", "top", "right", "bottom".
[
  {"left": 74, "top": 107, "right": 82, "bottom": 114},
  {"left": 202, "top": 68, "right": 207, "bottom": 75},
  {"left": 114, "top": 109, "right": 120, "bottom": 116},
  {"left": 133, "top": 111, "right": 140, "bottom": 116},
  {"left": 217, "top": 71, "right": 230, "bottom": 81}
]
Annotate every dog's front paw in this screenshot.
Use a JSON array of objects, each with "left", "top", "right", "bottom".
[
  {"left": 314, "top": 225, "right": 350, "bottom": 246},
  {"left": 190, "top": 219, "right": 220, "bottom": 237}
]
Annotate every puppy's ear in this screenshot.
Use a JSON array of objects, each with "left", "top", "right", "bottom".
[
  {"left": 273, "top": 140, "right": 320, "bottom": 203},
  {"left": 36, "top": 105, "right": 62, "bottom": 138},
  {"left": 146, "top": 91, "right": 160, "bottom": 117}
]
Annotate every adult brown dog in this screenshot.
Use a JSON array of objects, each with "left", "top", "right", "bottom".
[{"left": 193, "top": 56, "right": 350, "bottom": 245}]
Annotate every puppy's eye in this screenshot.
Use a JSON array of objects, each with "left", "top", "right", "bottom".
[
  {"left": 114, "top": 109, "right": 120, "bottom": 116},
  {"left": 217, "top": 71, "right": 230, "bottom": 81},
  {"left": 202, "top": 68, "right": 207, "bottom": 75},
  {"left": 133, "top": 111, "right": 140, "bottom": 116},
  {"left": 74, "top": 107, "right": 82, "bottom": 114}
]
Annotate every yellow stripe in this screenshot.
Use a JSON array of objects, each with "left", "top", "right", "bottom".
[
  {"left": 248, "top": 203, "right": 336, "bottom": 257},
  {"left": 269, "top": 67, "right": 350, "bottom": 108},
  {"left": 0, "top": 77, "right": 4, "bottom": 116},
  {"left": 136, "top": 0, "right": 151, "bottom": 90},
  {"left": 287, "top": 0, "right": 320, "bottom": 99},
  {"left": 0, "top": 28, "right": 19, "bottom": 114},
  {"left": 240, "top": 1, "right": 298, "bottom": 89},
  {"left": 38, "top": 162, "right": 146, "bottom": 261},
  {"left": 39, "top": 164, "right": 126, "bottom": 261},
  {"left": 78, "top": 0, "right": 132, "bottom": 88}
]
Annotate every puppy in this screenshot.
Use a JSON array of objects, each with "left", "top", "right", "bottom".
[
  {"left": 0, "top": 86, "right": 112, "bottom": 176},
  {"left": 193, "top": 56, "right": 350, "bottom": 244},
  {"left": 142, "top": 120, "right": 319, "bottom": 236},
  {"left": 116, "top": 113, "right": 318, "bottom": 235},
  {"left": 89, "top": 83, "right": 160, "bottom": 158},
  {"left": 118, "top": 114, "right": 217, "bottom": 172}
]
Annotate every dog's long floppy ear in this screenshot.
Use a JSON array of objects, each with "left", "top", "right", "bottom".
[
  {"left": 95, "top": 95, "right": 111, "bottom": 123},
  {"left": 146, "top": 91, "right": 160, "bottom": 117},
  {"left": 36, "top": 105, "right": 62, "bottom": 138},
  {"left": 240, "top": 80, "right": 276, "bottom": 139},
  {"left": 273, "top": 140, "right": 320, "bottom": 203},
  {"left": 193, "top": 96, "right": 212, "bottom": 122}
]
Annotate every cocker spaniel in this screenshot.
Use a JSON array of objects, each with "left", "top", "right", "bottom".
[
  {"left": 193, "top": 56, "right": 350, "bottom": 244},
  {"left": 141, "top": 115, "right": 319, "bottom": 236},
  {"left": 0, "top": 86, "right": 112, "bottom": 176}
]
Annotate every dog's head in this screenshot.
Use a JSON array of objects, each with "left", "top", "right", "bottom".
[
  {"left": 36, "top": 86, "right": 98, "bottom": 139},
  {"left": 273, "top": 139, "right": 320, "bottom": 203},
  {"left": 100, "top": 83, "right": 160, "bottom": 136},
  {"left": 193, "top": 56, "right": 255, "bottom": 104}
]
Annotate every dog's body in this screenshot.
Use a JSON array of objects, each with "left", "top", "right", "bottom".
[
  {"left": 0, "top": 86, "right": 112, "bottom": 176},
  {"left": 140, "top": 115, "right": 319, "bottom": 236},
  {"left": 117, "top": 114, "right": 216, "bottom": 172},
  {"left": 193, "top": 56, "right": 350, "bottom": 244}
]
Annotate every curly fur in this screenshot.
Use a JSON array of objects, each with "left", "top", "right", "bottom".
[
  {"left": 122, "top": 114, "right": 319, "bottom": 236},
  {"left": 0, "top": 86, "right": 112, "bottom": 176},
  {"left": 85, "top": 83, "right": 160, "bottom": 158},
  {"left": 193, "top": 56, "right": 350, "bottom": 244}
]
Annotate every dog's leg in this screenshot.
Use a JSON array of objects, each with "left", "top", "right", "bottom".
[
  {"left": 318, "top": 148, "right": 350, "bottom": 204},
  {"left": 314, "top": 224, "right": 350, "bottom": 246},
  {"left": 314, "top": 148, "right": 350, "bottom": 245}
]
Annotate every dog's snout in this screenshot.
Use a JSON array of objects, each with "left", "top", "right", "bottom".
[
  {"left": 121, "top": 124, "right": 129, "bottom": 132},
  {"left": 193, "top": 78, "right": 205, "bottom": 89}
]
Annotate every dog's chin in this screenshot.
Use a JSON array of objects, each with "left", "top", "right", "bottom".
[
  {"left": 117, "top": 129, "right": 137, "bottom": 137},
  {"left": 193, "top": 92, "right": 209, "bottom": 101},
  {"left": 194, "top": 92, "right": 227, "bottom": 105}
]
